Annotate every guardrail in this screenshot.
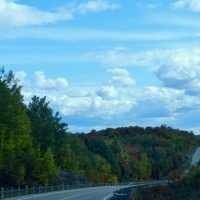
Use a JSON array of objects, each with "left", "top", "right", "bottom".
[
  {"left": 0, "top": 182, "right": 125, "bottom": 199},
  {"left": 0, "top": 181, "right": 172, "bottom": 199},
  {"left": 113, "top": 180, "right": 172, "bottom": 200},
  {"left": 113, "top": 192, "right": 127, "bottom": 199}
]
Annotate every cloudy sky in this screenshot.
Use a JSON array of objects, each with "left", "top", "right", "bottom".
[{"left": 1, "top": 0, "right": 200, "bottom": 134}]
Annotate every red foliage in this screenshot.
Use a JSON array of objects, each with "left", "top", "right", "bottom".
[
  {"left": 126, "top": 143, "right": 139, "bottom": 160},
  {"left": 139, "top": 185, "right": 171, "bottom": 197},
  {"left": 99, "top": 173, "right": 106, "bottom": 183},
  {"left": 168, "top": 170, "right": 181, "bottom": 185},
  {"left": 126, "top": 143, "right": 133, "bottom": 149}
]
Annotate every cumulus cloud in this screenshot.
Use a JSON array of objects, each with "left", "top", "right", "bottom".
[
  {"left": 89, "top": 98, "right": 133, "bottom": 118},
  {"left": 107, "top": 68, "right": 136, "bottom": 86},
  {"left": 15, "top": 71, "right": 32, "bottom": 88},
  {"left": 130, "top": 86, "right": 184, "bottom": 112},
  {"left": 155, "top": 48, "right": 200, "bottom": 93},
  {"left": 15, "top": 71, "right": 26, "bottom": 81},
  {"left": 96, "top": 86, "right": 118, "bottom": 99},
  {"left": 108, "top": 68, "right": 130, "bottom": 77},
  {"left": 0, "top": 0, "right": 119, "bottom": 29},
  {"left": 172, "top": 0, "right": 200, "bottom": 11},
  {"left": 96, "top": 47, "right": 200, "bottom": 95},
  {"left": 135, "top": 99, "right": 170, "bottom": 118},
  {"left": 32, "top": 71, "right": 68, "bottom": 89},
  {"left": 48, "top": 94, "right": 132, "bottom": 120},
  {"left": 126, "top": 86, "right": 200, "bottom": 123},
  {"left": 156, "top": 63, "right": 199, "bottom": 89},
  {"left": 18, "top": 69, "right": 200, "bottom": 134}
]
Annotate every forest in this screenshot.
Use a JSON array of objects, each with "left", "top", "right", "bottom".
[{"left": 0, "top": 67, "right": 200, "bottom": 189}]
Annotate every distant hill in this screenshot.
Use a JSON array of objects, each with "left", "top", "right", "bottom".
[{"left": 77, "top": 125, "right": 200, "bottom": 182}]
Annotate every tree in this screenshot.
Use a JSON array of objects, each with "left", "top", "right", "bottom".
[
  {"left": 34, "top": 148, "right": 58, "bottom": 185},
  {"left": 0, "top": 67, "right": 32, "bottom": 187},
  {"left": 27, "top": 96, "right": 68, "bottom": 155},
  {"left": 186, "top": 166, "right": 200, "bottom": 188}
]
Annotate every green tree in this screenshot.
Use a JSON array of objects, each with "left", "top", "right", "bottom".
[
  {"left": 27, "top": 96, "right": 68, "bottom": 155},
  {"left": 34, "top": 148, "right": 58, "bottom": 185},
  {"left": 0, "top": 67, "right": 32, "bottom": 187},
  {"left": 186, "top": 166, "right": 200, "bottom": 188}
]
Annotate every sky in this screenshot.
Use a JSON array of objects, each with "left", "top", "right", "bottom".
[{"left": 1, "top": 0, "right": 200, "bottom": 134}]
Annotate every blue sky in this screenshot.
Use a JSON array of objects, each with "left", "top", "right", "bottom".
[{"left": 1, "top": 0, "right": 200, "bottom": 134}]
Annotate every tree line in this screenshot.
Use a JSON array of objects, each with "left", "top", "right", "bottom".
[{"left": 0, "top": 67, "right": 200, "bottom": 188}]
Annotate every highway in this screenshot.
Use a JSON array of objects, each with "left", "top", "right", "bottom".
[
  {"left": 5, "top": 147, "right": 200, "bottom": 200},
  {"left": 4, "top": 182, "right": 170, "bottom": 200},
  {"left": 5, "top": 186, "right": 117, "bottom": 200},
  {"left": 191, "top": 147, "right": 200, "bottom": 166}
]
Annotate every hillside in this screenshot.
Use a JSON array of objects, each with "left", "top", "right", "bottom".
[
  {"left": 77, "top": 126, "right": 200, "bottom": 182},
  {"left": 1, "top": 68, "right": 200, "bottom": 188}
]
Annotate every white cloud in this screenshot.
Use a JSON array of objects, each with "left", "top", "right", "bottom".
[
  {"left": 96, "top": 86, "right": 118, "bottom": 99},
  {"left": 155, "top": 48, "right": 200, "bottom": 92},
  {"left": 111, "top": 76, "right": 136, "bottom": 86},
  {"left": 47, "top": 94, "right": 132, "bottom": 119},
  {"left": 171, "top": 0, "right": 188, "bottom": 9},
  {"left": 0, "top": 0, "right": 73, "bottom": 29},
  {"left": 98, "top": 47, "right": 164, "bottom": 67},
  {"left": 68, "top": 89, "right": 91, "bottom": 97},
  {"left": 17, "top": 68, "right": 200, "bottom": 135},
  {"left": 15, "top": 71, "right": 26, "bottom": 81},
  {"left": 0, "top": 0, "right": 119, "bottom": 30},
  {"left": 108, "top": 68, "right": 130, "bottom": 77},
  {"left": 172, "top": 0, "right": 200, "bottom": 11},
  {"left": 15, "top": 71, "right": 31, "bottom": 88},
  {"left": 77, "top": 0, "right": 120, "bottom": 14},
  {"left": 96, "top": 47, "right": 200, "bottom": 94},
  {"left": 32, "top": 71, "right": 69, "bottom": 89},
  {"left": 107, "top": 68, "right": 136, "bottom": 86},
  {"left": 15, "top": 67, "right": 200, "bottom": 134},
  {"left": 127, "top": 85, "right": 200, "bottom": 122},
  {"left": 146, "top": 3, "right": 161, "bottom": 9}
]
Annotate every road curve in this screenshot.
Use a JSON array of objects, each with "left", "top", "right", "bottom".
[
  {"left": 5, "top": 186, "right": 117, "bottom": 200},
  {"left": 191, "top": 147, "right": 200, "bottom": 166}
]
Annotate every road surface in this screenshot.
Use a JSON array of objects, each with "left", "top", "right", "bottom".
[
  {"left": 191, "top": 147, "right": 200, "bottom": 166},
  {"left": 5, "top": 186, "right": 118, "bottom": 200}
]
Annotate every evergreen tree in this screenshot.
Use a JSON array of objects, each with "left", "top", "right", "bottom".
[{"left": 27, "top": 96, "right": 68, "bottom": 155}]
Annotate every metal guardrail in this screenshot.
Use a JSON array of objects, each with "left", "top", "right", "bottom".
[
  {"left": 113, "top": 192, "right": 127, "bottom": 199},
  {"left": 0, "top": 181, "right": 171, "bottom": 199},
  {"left": 0, "top": 182, "right": 125, "bottom": 199},
  {"left": 113, "top": 180, "right": 173, "bottom": 200}
]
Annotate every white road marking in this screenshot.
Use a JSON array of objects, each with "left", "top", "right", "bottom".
[{"left": 103, "top": 194, "right": 113, "bottom": 200}]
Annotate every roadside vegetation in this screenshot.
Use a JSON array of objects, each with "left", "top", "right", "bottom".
[
  {"left": 132, "top": 164, "right": 200, "bottom": 199},
  {"left": 1, "top": 67, "right": 200, "bottom": 189}
]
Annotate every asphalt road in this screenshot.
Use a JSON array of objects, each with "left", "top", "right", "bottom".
[
  {"left": 191, "top": 147, "right": 200, "bottom": 166},
  {"left": 5, "top": 186, "right": 119, "bottom": 200}
]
